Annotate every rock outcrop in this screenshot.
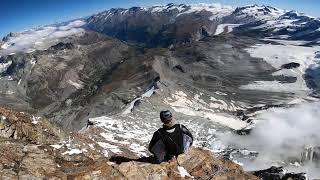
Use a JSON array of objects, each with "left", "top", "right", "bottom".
[
  {"left": 0, "top": 107, "right": 258, "bottom": 179},
  {"left": 0, "top": 107, "right": 64, "bottom": 144},
  {"left": 0, "top": 143, "right": 258, "bottom": 179},
  {"left": 252, "top": 166, "right": 307, "bottom": 180}
]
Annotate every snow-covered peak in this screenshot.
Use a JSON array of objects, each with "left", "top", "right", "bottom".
[
  {"left": 90, "top": 3, "right": 234, "bottom": 22},
  {"left": 234, "top": 4, "right": 286, "bottom": 20},
  {"left": 149, "top": 3, "right": 188, "bottom": 13},
  {"left": 245, "top": 7, "right": 320, "bottom": 40},
  {"left": 280, "top": 10, "right": 315, "bottom": 20},
  {"left": 148, "top": 3, "right": 234, "bottom": 15},
  {"left": 177, "top": 3, "right": 234, "bottom": 20},
  {"left": 2, "top": 32, "right": 21, "bottom": 42},
  {"left": 89, "top": 8, "right": 129, "bottom": 22}
]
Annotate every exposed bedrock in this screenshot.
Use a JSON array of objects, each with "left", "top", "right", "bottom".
[{"left": 0, "top": 33, "right": 302, "bottom": 130}]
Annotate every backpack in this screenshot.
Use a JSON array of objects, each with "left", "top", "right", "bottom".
[{"left": 157, "top": 124, "right": 185, "bottom": 156}]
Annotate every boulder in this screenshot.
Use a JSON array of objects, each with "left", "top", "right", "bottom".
[
  {"left": 0, "top": 140, "right": 258, "bottom": 179},
  {"left": 0, "top": 107, "right": 64, "bottom": 144},
  {"left": 252, "top": 166, "right": 307, "bottom": 180},
  {"left": 281, "top": 62, "right": 300, "bottom": 69},
  {"left": 178, "top": 148, "right": 258, "bottom": 180}
]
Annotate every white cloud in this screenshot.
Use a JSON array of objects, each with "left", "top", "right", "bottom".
[
  {"left": 221, "top": 102, "right": 320, "bottom": 178},
  {"left": 0, "top": 20, "right": 86, "bottom": 56},
  {"left": 58, "top": 20, "right": 86, "bottom": 31}
]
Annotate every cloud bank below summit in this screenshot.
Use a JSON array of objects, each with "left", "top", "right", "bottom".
[{"left": 222, "top": 102, "right": 320, "bottom": 177}]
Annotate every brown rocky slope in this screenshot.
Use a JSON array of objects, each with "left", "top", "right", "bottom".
[{"left": 0, "top": 107, "right": 258, "bottom": 179}]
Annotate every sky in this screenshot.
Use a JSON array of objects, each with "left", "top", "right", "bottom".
[{"left": 1, "top": 0, "right": 319, "bottom": 38}]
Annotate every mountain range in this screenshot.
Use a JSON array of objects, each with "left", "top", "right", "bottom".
[{"left": 0, "top": 3, "right": 320, "bottom": 179}]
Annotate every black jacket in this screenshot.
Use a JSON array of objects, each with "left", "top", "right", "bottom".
[{"left": 148, "top": 124, "right": 193, "bottom": 162}]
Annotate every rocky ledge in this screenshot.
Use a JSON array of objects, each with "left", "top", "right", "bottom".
[
  {"left": 0, "top": 107, "right": 258, "bottom": 179},
  {"left": 0, "top": 143, "right": 258, "bottom": 179},
  {"left": 0, "top": 107, "right": 308, "bottom": 179}
]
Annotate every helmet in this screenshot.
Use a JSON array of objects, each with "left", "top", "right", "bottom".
[{"left": 160, "top": 110, "right": 172, "bottom": 121}]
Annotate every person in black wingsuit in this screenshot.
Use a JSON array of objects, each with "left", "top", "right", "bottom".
[{"left": 148, "top": 110, "right": 193, "bottom": 163}]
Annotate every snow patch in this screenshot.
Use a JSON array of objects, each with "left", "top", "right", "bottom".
[
  {"left": 62, "top": 148, "right": 82, "bottom": 155},
  {"left": 262, "top": 38, "right": 310, "bottom": 46},
  {"left": 123, "top": 98, "right": 141, "bottom": 114},
  {"left": 97, "top": 142, "right": 122, "bottom": 154},
  {"left": 246, "top": 44, "right": 320, "bottom": 70},
  {"left": 177, "top": 3, "right": 233, "bottom": 19},
  {"left": 150, "top": 4, "right": 185, "bottom": 13},
  {"left": 0, "top": 61, "right": 12, "bottom": 74},
  {"left": 88, "top": 144, "right": 95, "bottom": 149},
  {"left": 142, "top": 86, "right": 155, "bottom": 98},
  {"left": 253, "top": 19, "right": 299, "bottom": 30},
  {"left": 100, "top": 133, "right": 129, "bottom": 145},
  {"left": 7, "top": 76, "right": 13, "bottom": 81},
  {"left": 31, "top": 116, "right": 41, "bottom": 124},
  {"left": 165, "top": 91, "right": 247, "bottom": 129},
  {"left": 129, "top": 143, "right": 148, "bottom": 157},
  {"left": 240, "top": 80, "right": 308, "bottom": 93},
  {"left": 50, "top": 144, "right": 63, "bottom": 149},
  {"left": 215, "top": 24, "right": 242, "bottom": 35},
  {"left": 178, "top": 166, "right": 193, "bottom": 178},
  {"left": 122, "top": 86, "right": 155, "bottom": 114},
  {"left": 89, "top": 116, "right": 154, "bottom": 156},
  {"left": 240, "top": 67, "right": 310, "bottom": 94},
  {"left": 68, "top": 80, "right": 84, "bottom": 89},
  {"left": 242, "top": 43, "right": 320, "bottom": 94},
  {"left": 1, "top": 43, "right": 10, "bottom": 49},
  {"left": 214, "top": 91, "right": 228, "bottom": 96}
]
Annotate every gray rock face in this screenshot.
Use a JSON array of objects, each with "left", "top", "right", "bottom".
[
  {"left": 0, "top": 33, "right": 303, "bottom": 130},
  {"left": 0, "top": 115, "right": 14, "bottom": 138},
  {"left": 87, "top": 5, "right": 219, "bottom": 48},
  {"left": 305, "top": 60, "right": 320, "bottom": 95},
  {"left": 0, "top": 32, "right": 142, "bottom": 130},
  {"left": 152, "top": 35, "right": 296, "bottom": 106},
  {"left": 253, "top": 166, "right": 307, "bottom": 180},
  {"left": 301, "top": 146, "right": 320, "bottom": 163}
]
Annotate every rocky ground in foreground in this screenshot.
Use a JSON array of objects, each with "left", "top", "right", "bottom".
[
  {"left": 0, "top": 107, "right": 258, "bottom": 179},
  {"left": 0, "top": 107, "right": 309, "bottom": 179}
]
